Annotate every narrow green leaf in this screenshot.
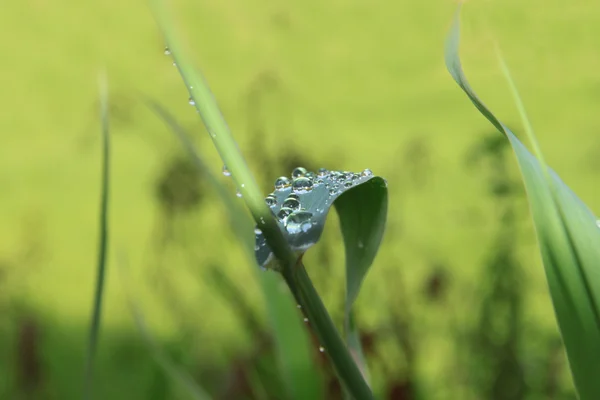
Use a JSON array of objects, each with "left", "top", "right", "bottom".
[
  {"left": 255, "top": 169, "right": 386, "bottom": 272},
  {"left": 334, "top": 176, "right": 388, "bottom": 314},
  {"left": 446, "top": 7, "right": 600, "bottom": 399},
  {"left": 256, "top": 168, "right": 387, "bottom": 383},
  {"left": 146, "top": 103, "right": 324, "bottom": 400},
  {"left": 145, "top": 100, "right": 253, "bottom": 254},
  {"left": 149, "top": 0, "right": 373, "bottom": 395},
  {"left": 83, "top": 73, "right": 111, "bottom": 400},
  {"left": 118, "top": 255, "right": 212, "bottom": 400}
]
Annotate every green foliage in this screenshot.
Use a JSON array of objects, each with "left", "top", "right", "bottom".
[
  {"left": 84, "top": 74, "right": 111, "bottom": 400},
  {"left": 147, "top": 102, "right": 323, "bottom": 399},
  {"left": 446, "top": 6, "right": 600, "bottom": 399}
]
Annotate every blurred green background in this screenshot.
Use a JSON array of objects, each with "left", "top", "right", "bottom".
[{"left": 1, "top": 0, "right": 599, "bottom": 398}]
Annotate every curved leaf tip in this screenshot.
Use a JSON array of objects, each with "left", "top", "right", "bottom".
[{"left": 254, "top": 167, "right": 387, "bottom": 270}]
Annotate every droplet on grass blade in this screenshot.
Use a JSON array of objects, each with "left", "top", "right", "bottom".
[
  {"left": 164, "top": 47, "right": 171, "bottom": 55},
  {"left": 292, "top": 177, "right": 313, "bottom": 194},
  {"left": 285, "top": 211, "right": 313, "bottom": 234},
  {"left": 317, "top": 168, "right": 329, "bottom": 177},
  {"left": 222, "top": 165, "right": 231, "bottom": 176},
  {"left": 275, "top": 176, "right": 290, "bottom": 190},
  {"left": 292, "top": 167, "right": 307, "bottom": 178},
  {"left": 254, "top": 167, "right": 387, "bottom": 271},
  {"left": 282, "top": 197, "right": 301, "bottom": 210},
  {"left": 188, "top": 97, "right": 195, "bottom": 106},
  {"left": 265, "top": 195, "right": 277, "bottom": 207},
  {"left": 278, "top": 207, "right": 293, "bottom": 220}
]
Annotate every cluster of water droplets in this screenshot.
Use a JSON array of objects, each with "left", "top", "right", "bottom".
[{"left": 254, "top": 166, "right": 376, "bottom": 269}]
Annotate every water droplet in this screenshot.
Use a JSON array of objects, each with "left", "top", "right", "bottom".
[
  {"left": 172, "top": 61, "right": 177, "bottom": 66},
  {"left": 254, "top": 244, "right": 260, "bottom": 251},
  {"left": 297, "top": 304, "right": 302, "bottom": 309},
  {"left": 254, "top": 228, "right": 262, "bottom": 235},
  {"left": 292, "top": 177, "right": 313, "bottom": 194},
  {"left": 316, "top": 179, "right": 324, "bottom": 185},
  {"left": 278, "top": 207, "right": 293, "bottom": 220},
  {"left": 222, "top": 165, "right": 231, "bottom": 176},
  {"left": 358, "top": 240, "right": 364, "bottom": 249},
  {"left": 164, "top": 47, "right": 171, "bottom": 55},
  {"left": 362, "top": 168, "right": 373, "bottom": 177},
  {"left": 329, "top": 188, "right": 337, "bottom": 196},
  {"left": 275, "top": 176, "right": 291, "bottom": 190},
  {"left": 188, "top": 97, "right": 195, "bottom": 105},
  {"left": 303, "top": 318, "right": 309, "bottom": 323},
  {"left": 317, "top": 168, "right": 329, "bottom": 177},
  {"left": 259, "top": 217, "right": 266, "bottom": 225},
  {"left": 265, "top": 195, "right": 277, "bottom": 207},
  {"left": 285, "top": 211, "right": 313, "bottom": 234},
  {"left": 287, "top": 193, "right": 299, "bottom": 200},
  {"left": 292, "top": 167, "right": 307, "bottom": 178},
  {"left": 597, "top": 219, "right": 600, "bottom": 228},
  {"left": 236, "top": 191, "right": 242, "bottom": 198},
  {"left": 282, "top": 197, "right": 301, "bottom": 210},
  {"left": 319, "top": 346, "right": 325, "bottom": 353},
  {"left": 344, "top": 181, "right": 353, "bottom": 188}
]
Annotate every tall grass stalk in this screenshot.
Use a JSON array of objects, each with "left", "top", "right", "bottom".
[
  {"left": 150, "top": 1, "right": 373, "bottom": 398},
  {"left": 83, "top": 73, "right": 111, "bottom": 400}
]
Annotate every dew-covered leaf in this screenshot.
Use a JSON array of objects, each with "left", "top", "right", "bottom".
[
  {"left": 255, "top": 168, "right": 388, "bottom": 277},
  {"left": 147, "top": 102, "right": 323, "bottom": 400},
  {"left": 256, "top": 167, "right": 388, "bottom": 383},
  {"left": 446, "top": 7, "right": 600, "bottom": 398}
]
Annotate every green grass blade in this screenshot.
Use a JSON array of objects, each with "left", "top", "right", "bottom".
[
  {"left": 334, "top": 176, "right": 388, "bottom": 320},
  {"left": 118, "top": 255, "right": 212, "bottom": 400},
  {"left": 145, "top": 99, "right": 253, "bottom": 254},
  {"left": 150, "top": 0, "right": 374, "bottom": 395},
  {"left": 294, "top": 265, "right": 374, "bottom": 400},
  {"left": 446, "top": 7, "right": 600, "bottom": 398},
  {"left": 83, "top": 73, "right": 111, "bottom": 400},
  {"left": 146, "top": 102, "right": 324, "bottom": 400}
]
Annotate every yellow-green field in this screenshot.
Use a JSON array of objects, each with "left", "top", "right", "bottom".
[{"left": 1, "top": 0, "right": 598, "bottom": 398}]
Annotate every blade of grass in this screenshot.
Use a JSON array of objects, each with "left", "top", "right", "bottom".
[
  {"left": 146, "top": 102, "right": 325, "bottom": 400},
  {"left": 149, "top": 1, "right": 374, "bottom": 397},
  {"left": 117, "top": 253, "right": 212, "bottom": 400},
  {"left": 83, "top": 72, "right": 111, "bottom": 400},
  {"left": 445, "top": 6, "right": 600, "bottom": 398}
]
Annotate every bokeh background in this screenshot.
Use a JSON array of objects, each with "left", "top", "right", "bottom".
[{"left": 1, "top": 0, "right": 599, "bottom": 399}]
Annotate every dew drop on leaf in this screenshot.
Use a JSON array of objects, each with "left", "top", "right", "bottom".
[
  {"left": 164, "top": 47, "right": 171, "bottom": 55},
  {"left": 292, "top": 167, "right": 307, "bottom": 178},
  {"left": 282, "top": 197, "right": 301, "bottom": 210},
  {"left": 265, "top": 195, "right": 277, "bottom": 207},
  {"left": 362, "top": 168, "right": 373, "bottom": 177},
  {"left": 285, "top": 211, "right": 313, "bottom": 234},
  {"left": 254, "top": 228, "right": 262, "bottom": 235},
  {"left": 188, "top": 97, "right": 195, "bottom": 106},
  {"left": 278, "top": 207, "right": 293, "bottom": 220},
  {"left": 319, "top": 346, "right": 325, "bottom": 353},
  {"left": 222, "top": 165, "right": 231, "bottom": 176},
  {"left": 292, "top": 177, "right": 313, "bottom": 194},
  {"left": 317, "top": 168, "right": 329, "bottom": 177},
  {"left": 275, "top": 176, "right": 290, "bottom": 190}
]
